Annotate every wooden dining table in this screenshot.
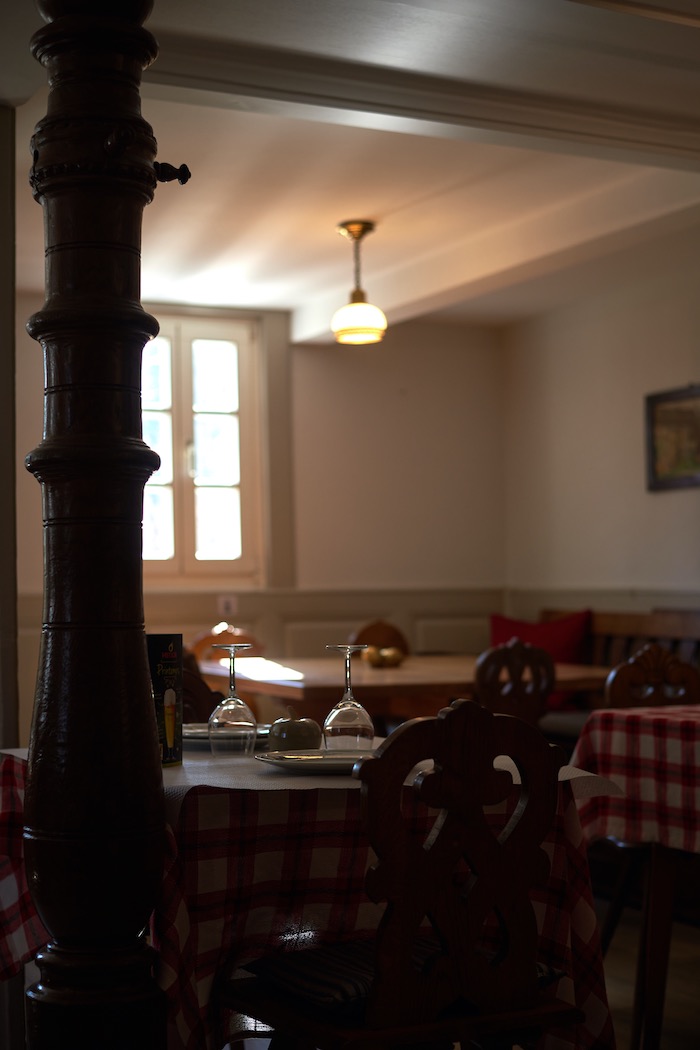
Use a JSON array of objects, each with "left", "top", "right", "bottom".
[
  {"left": 2, "top": 741, "right": 618, "bottom": 1050},
  {"left": 200, "top": 653, "right": 611, "bottom": 724},
  {"left": 571, "top": 704, "right": 700, "bottom": 1050}
]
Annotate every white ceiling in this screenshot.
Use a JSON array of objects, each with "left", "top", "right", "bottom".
[{"left": 8, "top": 0, "right": 700, "bottom": 342}]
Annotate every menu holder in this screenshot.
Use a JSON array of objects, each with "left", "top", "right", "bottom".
[{"left": 147, "top": 633, "right": 183, "bottom": 767}]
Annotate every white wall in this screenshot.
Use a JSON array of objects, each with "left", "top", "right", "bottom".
[
  {"left": 503, "top": 243, "right": 700, "bottom": 591},
  {"left": 291, "top": 320, "right": 505, "bottom": 589},
  {"left": 15, "top": 290, "right": 43, "bottom": 596}
]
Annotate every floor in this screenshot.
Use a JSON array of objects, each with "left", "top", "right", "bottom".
[{"left": 600, "top": 903, "right": 700, "bottom": 1050}]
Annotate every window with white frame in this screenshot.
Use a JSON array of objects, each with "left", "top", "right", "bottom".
[{"left": 141, "top": 314, "right": 263, "bottom": 584}]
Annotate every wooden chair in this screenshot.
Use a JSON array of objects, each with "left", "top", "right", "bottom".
[
  {"left": 597, "top": 643, "right": 700, "bottom": 962},
  {"left": 347, "top": 619, "right": 410, "bottom": 655},
  {"left": 606, "top": 640, "right": 700, "bottom": 709},
  {"left": 474, "top": 637, "right": 555, "bottom": 726},
  {"left": 181, "top": 668, "right": 225, "bottom": 724},
  {"left": 188, "top": 622, "right": 265, "bottom": 667},
  {"left": 219, "top": 699, "right": 581, "bottom": 1050}
]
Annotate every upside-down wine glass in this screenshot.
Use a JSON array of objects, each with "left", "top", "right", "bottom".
[
  {"left": 208, "top": 643, "right": 257, "bottom": 756},
  {"left": 323, "top": 644, "right": 375, "bottom": 750}
]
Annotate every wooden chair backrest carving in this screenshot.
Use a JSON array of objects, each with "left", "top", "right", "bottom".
[
  {"left": 224, "top": 699, "right": 578, "bottom": 1045},
  {"left": 474, "top": 637, "right": 555, "bottom": 725},
  {"left": 188, "top": 622, "right": 265, "bottom": 667},
  {"left": 347, "top": 619, "right": 410, "bottom": 655},
  {"left": 605, "top": 642, "right": 700, "bottom": 708},
  {"left": 357, "top": 699, "right": 564, "bottom": 1021}
]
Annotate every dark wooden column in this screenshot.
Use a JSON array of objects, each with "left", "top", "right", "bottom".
[
  {"left": 0, "top": 102, "right": 19, "bottom": 756},
  {"left": 22, "top": 2, "right": 181, "bottom": 1046}
]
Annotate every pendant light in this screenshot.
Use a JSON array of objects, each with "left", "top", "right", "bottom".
[{"left": 331, "top": 220, "right": 387, "bottom": 345}]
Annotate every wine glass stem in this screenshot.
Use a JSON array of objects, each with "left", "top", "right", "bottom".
[
  {"left": 229, "top": 653, "right": 237, "bottom": 698},
  {"left": 344, "top": 650, "right": 352, "bottom": 697}
]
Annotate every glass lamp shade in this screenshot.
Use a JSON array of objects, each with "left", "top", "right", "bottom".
[{"left": 331, "top": 298, "right": 387, "bottom": 345}]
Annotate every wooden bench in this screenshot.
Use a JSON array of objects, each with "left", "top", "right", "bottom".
[{"left": 542, "top": 608, "right": 700, "bottom": 671}]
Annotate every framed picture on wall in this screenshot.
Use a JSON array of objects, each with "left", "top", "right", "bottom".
[{"left": 646, "top": 384, "right": 700, "bottom": 491}]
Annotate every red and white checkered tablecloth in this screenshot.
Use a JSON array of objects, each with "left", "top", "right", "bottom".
[
  {"left": 2, "top": 751, "right": 616, "bottom": 1050},
  {"left": 0, "top": 752, "right": 49, "bottom": 981},
  {"left": 570, "top": 705, "right": 700, "bottom": 853}
]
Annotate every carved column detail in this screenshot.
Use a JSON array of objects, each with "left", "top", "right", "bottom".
[{"left": 23, "top": 2, "right": 169, "bottom": 1046}]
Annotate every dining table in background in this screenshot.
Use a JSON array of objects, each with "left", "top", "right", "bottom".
[
  {"left": 571, "top": 704, "right": 700, "bottom": 1050},
  {"left": 200, "top": 652, "right": 611, "bottom": 724},
  {"left": 1, "top": 743, "right": 617, "bottom": 1050}
]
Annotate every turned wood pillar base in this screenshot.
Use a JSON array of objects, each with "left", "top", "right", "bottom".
[{"left": 26, "top": 942, "right": 166, "bottom": 1050}]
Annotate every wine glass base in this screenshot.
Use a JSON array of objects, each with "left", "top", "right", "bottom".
[
  {"left": 323, "top": 729, "right": 374, "bottom": 751},
  {"left": 209, "top": 738, "right": 256, "bottom": 757}
]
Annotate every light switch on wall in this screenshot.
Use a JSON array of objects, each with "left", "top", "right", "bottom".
[{"left": 217, "top": 595, "right": 238, "bottom": 618}]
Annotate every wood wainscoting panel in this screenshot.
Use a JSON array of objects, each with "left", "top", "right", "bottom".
[{"left": 415, "top": 616, "right": 489, "bottom": 655}]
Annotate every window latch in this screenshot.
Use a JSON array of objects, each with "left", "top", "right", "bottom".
[{"left": 186, "top": 440, "right": 196, "bottom": 479}]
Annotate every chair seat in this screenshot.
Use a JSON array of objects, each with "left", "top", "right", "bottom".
[
  {"left": 228, "top": 968, "right": 579, "bottom": 1050},
  {"left": 538, "top": 710, "right": 590, "bottom": 738},
  {"left": 242, "top": 936, "right": 565, "bottom": 1020},
  {"left": 245, "top": 937, "right": 435, "bottom": 1020}
]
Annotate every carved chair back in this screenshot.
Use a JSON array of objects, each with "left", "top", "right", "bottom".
[
  {"left": 188, "top": 622, "right": 265, "bottom": 667},
  {"left": 605, "top": 642, "right": 700, "bottom": 708},
  {"left": 347, "top": 619, "right": 410, "bottom": 655},
  {"left": 181, "top": 668, "right": 225, "bottom": 724},
  {"left": 357, "top": 698, "right": 563, "bottom": 1023},
  {"left": 474, "top": 637, "right": 555, "bottom": 725}
]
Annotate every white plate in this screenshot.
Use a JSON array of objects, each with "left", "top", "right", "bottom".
[
  {"left": 255, "top": 749, "right": 375, "bottom": 774},
  {"left": 182, "top": 723, "right": 270, "bottom": 750}
]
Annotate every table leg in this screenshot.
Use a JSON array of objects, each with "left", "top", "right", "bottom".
[
  {"left": 630, "top": 842, "right": 677, "bottom": 1050},
  {"left": 599, "top": 845, "right": 648, "bottom": 957},
  {"left": 0, "top": 968, "right": 26, "bottom": 1050}
]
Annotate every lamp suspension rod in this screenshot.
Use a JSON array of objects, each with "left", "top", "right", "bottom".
[
  {"left": 352, "top": 235, "right": 362, "bottom": 291},
  {"left": 337, "top": 219, "right": 375, "bottom": 294}
]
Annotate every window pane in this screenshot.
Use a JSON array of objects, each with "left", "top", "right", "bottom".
[
  {"left": 195, "top": 487, "right": 241, "bottom": 560},
  {"left": 143, "top": 487, "right": 175, "bottom": 560},
  {"left": 192, "top": 339, "right": 238, "bottom": 413},
  {"left": 193, "top": 414, "right": 239, "bottom": 487},
  {"left": 142, "top": 336, "right": 172, "bottom": 410},
  {"left": 143, "top": 411, "right": 173, "bottom": 485}
]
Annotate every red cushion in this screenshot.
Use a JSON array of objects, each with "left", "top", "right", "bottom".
[{"left": 489, "top": 609, "right": 592, "bottom": 711}]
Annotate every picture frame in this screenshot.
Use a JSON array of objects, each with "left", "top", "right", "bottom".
[{"left": 646, "top": 384, "right": 700, "bottom": 491}]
